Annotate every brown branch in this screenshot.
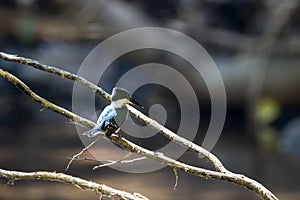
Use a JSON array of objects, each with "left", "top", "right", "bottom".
[
  {"left": 70, "top": 155, "right": 147, "bottom": 170},
  {"left": 66, "top": 135, "right": 102, "bottom": 171},
  {"left": 0, "top": 168, "right": 148, "bottom": 200},
  {"left": 0, "top": 51, "right": 226, "bottom": 173},
  {"left": 93, "top": 154, "right": 147, "bottom": 170},
  {"left": 0, "top": 52, "right": 111, "bottom": 101},
  {"left": 173, "top": 167, "right": 178, "bottom": 190},
  {"left": 70, "top": 152, "right": 147, "bottom": 170},
  {"left": 0, "top": 54, "right": 279, "bottom": 200},
  {"left": 126, "top": 104, "right": 227, "bottom": 172},
  {"left": 0, "top": 67, "right": 94, "bottom": 129},
  {"left": 109, "top": 135, "right": 278, "bottom": 200}
]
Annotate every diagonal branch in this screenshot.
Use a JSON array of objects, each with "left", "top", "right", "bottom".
[
  {"left": 0, "top": 68, "right": 147, "bottom": 200},
  {"left": 0, "top": 51, "right": 226, "bottom": 173},
  {"left": 93, "top": 154, "right": 147, "bottom": 170},
  {"left": 0, "top": 52, "right": 111, "bottom": 101},
  {"left": 66, "top": 135, "right": 102, "bottom": 171},
  {"left": 126, "top": 104, "right": 227, "bottom": 172},
  {"left": 0, "top": 67, "right": 94, "bottom": 129},
  {"left": 0, "top": 65, "right": 279, "bottom": 200},
  {"left": 109, "top": 135, "right": 278, "bottom": 200},
  {"left": 72, "top": 154, "right": 147, "bottom": 170},
  {"left": 0, "top": 168, "right": 148, "bottom": 200}
]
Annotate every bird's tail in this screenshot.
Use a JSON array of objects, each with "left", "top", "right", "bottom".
[{"left": 82, "top": 124, "right": 102, "bottom": 137}]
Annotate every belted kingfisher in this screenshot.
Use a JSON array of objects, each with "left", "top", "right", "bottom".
[{"left": 82, "top": 87, "right": 142, "bottom": 138}]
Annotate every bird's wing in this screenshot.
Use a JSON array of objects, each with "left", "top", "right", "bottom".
[
  {"left": 97, "top": 105, "right": 117, "bottom": 126},
  {"left": 82, "top": 123, "right": 103, "bottom": 137},
  {"left": 82, "top": 106, "right": 117, "bottom": 138}
]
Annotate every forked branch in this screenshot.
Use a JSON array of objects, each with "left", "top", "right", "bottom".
[
  {"left": 0, "top": 53, "right": 279, "bottom": 200},
  {"left": 0, "top": 51, "right": 225, "bottom": 172}
]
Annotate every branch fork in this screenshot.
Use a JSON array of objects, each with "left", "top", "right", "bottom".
[{"left": 0, "top": 52, "right": 279, "bottom": 200}]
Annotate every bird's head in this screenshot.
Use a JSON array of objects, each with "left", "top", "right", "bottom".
[{"left": 111, "top": 87, "right": 142, "bottom": 108}]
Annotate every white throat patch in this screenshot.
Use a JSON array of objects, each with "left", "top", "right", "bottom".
[{"left": 111, "top": 99, "right": 128, "bottom": 108}]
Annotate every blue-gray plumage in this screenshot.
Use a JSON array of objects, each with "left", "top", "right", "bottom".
[{"left": 82, "top": 87, "right": 142, "bottom": 138}]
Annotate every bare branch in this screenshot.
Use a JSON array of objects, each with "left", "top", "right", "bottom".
[
  {"left": 93, "top": 154, "right": 147, "bottom": 170},
  {"left": 0, "top": 54, "right": 279, "bottom": 200},
  {"left": 126, "top": 104, "right": 227, "bottom": 173},
  {"left": 66, "top": 136, "right": 102, "bottom": 171},
  {"left": 69, "top": 155, "right": 147, "bottom": 169},
  {"left": 0, "top": 67, "right": 94, "bottom": 129},
  {"left": 0, "top": 52, "right": 111, "bottom": 101},
  {"left": 173, "top": 167, "right": 178, "bottom": 190},
  {"left": 0, "top": 168, "right": 148, "bottom": 200},
  {"left": 109, "top": 135, "right": 278, "bottom": 200},
  {"left": 0, "top": 51, "right": 226, "bottom": 173}
]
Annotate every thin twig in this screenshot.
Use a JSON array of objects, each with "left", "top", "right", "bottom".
[
  {"left": 0, "top": 168, "right": 148, "bottom": 200},
  {"left": 66, "top": 136, "right": 101, "bottom": 171},
  {"left": 93, "top": 155, "right": 147, "bottom": 170},
  {"left": 70, "top": 153, "right": 147, "bottom": 170},
  {"left": 173, "top": 167, "right": 178, "bottom": 190},
  {"left": 92, "top": 152, "right": 131, "bottom": 169},
  {"left": 71, "top": 155, "right": 146, "bottom": 164}
]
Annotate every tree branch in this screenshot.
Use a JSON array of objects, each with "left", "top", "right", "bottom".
[
  {"left": 72, "top": 154, "right": 147, "bottom": 170},
  {"left": 126, "top": 104, "right": 227, "bottom": 172},
  {"left": 0, "top": 51, "right": 226, "bottom": 173},
  {"left": 0, "top": 52, "right": 111, "bottom": 101},
  {"left": 109, "top": 135, "right": 278, "bottom": 200},
  {"left": 0, "top": 67, "right": 94, "bottom": 129},
  {"left": 0, "top": 61, "right": 279, "bottom": 200},
  {"left": 66, "top": 135, "right": 102, "bottom": 171},
  {"left": 0, "top": 168, "right": 148, "bottom": 200}
]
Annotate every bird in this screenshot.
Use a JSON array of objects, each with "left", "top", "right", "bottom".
[{"left": 82, "top": 87, "right": 142, "bottom": 138}]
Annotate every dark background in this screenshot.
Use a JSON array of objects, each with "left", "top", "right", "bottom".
[{"left": 1, "top": 0, "right": 300, "bottom": 199}]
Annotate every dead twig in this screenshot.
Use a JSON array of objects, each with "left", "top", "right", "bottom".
[{"left": 66, "top": 136, "right": 102, "bottom": 171}]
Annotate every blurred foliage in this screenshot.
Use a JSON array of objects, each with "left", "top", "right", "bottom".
[
  {"left": 255, "top": 97, "right": 281, "bottom": 125},
  {"left": 255, "top": 97, "right": 282, "bottom": 153}
]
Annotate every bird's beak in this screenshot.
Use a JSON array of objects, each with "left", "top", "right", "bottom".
[{"left": 129, "top": 98, "right": 143, "bottom": 108}]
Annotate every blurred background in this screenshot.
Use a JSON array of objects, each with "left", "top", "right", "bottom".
[{"left": 1, "top": 0, "right": 300, "bottom": 199}]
